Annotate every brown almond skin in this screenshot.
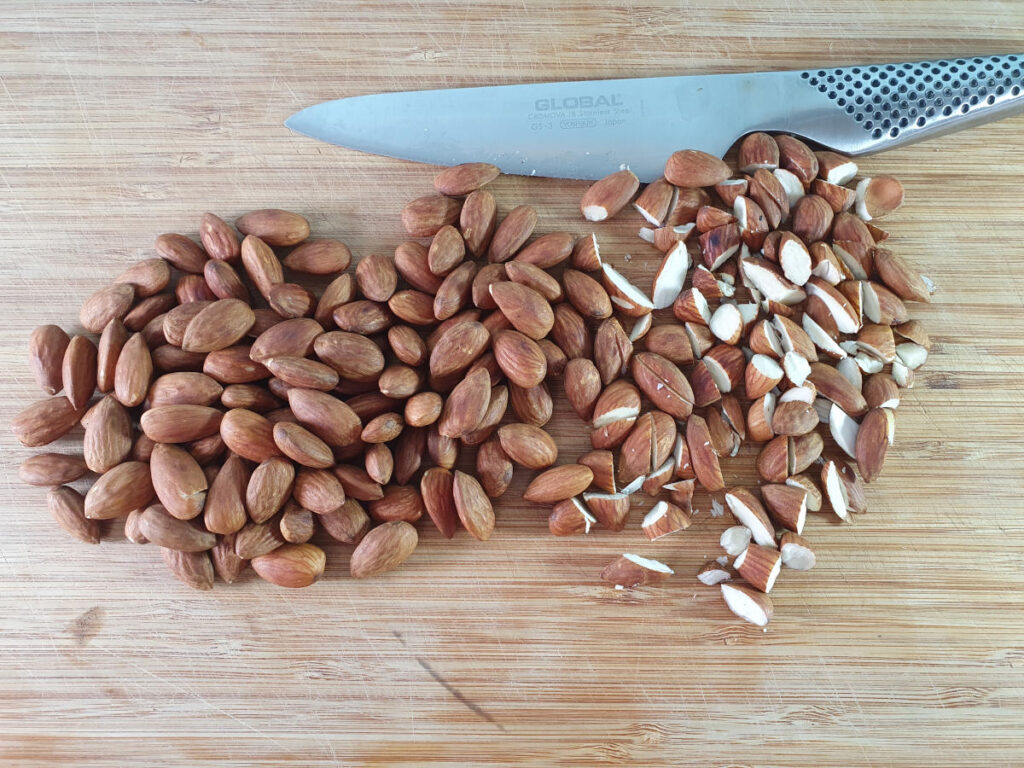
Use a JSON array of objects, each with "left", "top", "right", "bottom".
[
  {"left": 236, "top": 209, "right": 310, "bottom": 247},
  {"left": 141, "top": 405, "right": 223, "bottom": 443},
  {"left": 476, "top": 438, "right": 514, "bottom": 499},
  {"left": 452, "top": 471, "right": 495, "bottom": 541},
  {"left": 350, "top": 521, "right": 418, "bottom": 578},
  {"left": 284, "top": 239, "right": 352, "bottom": 274},
  {"left": 686, "top": 415, "right": 724, "bottom": 492},
  {"left": 150, "top": 443, "right": 209, "bottom": 520},
  {"left": 664, "top": 149, "right": 731, "bottom": 187},
  {"left": 394, "top": 241, "right": 444, "bottom": 294},
  {"left": 114, "top": 333, "right": 154, "bottom": 408},
  {"left": 524, "top": 464, "right": 594, "bottom": 504},
  {"left": 84, "top": 461, "right": 154, "bottom": 520},
  {"left": 138, "top": 503, "right": 216, "bottom": 551},
  {"left": 80, "top": 283, "right": 135, "bottom": 333},
  {"left": 319, "top": 499, "right": 372, "bottom": 545},
  {"left": 420, "top": 467, "right": 459, "bottom": 538},
  {"left": 155, "top": 233, "right": 207, "bottom": 273},
  {"left": 433, "top": 261, "right": 476, "bottom": 321},
  {"left": 204, "top": 453, "right": 249, "bottom": 534},
  {"left": 551, "top": 303, "right": 591, "bottom": 360},
  {"left": 11, "top": 396, "right": 85, "bottom": 447},
  {"left": 488, "top": 281, "right": 553, "bottom": 340},
  {"left": 149, "top": 372, "right": 224, "bottom": 407},
  {"left": 235, "top": 520, "right": 286, "bottom": 559},
  {"left": 273, "top": 421, "right": 334, "bottom": 468},
  {"left": 856, "top": 407, "right": 892, "bottom": 483},
  {"left": 115, "top": 257, "right": 172, "bottom": 297},
  {"left": 182, "top": 299, "right": 256, "bottom": 353},
  {"left": 428, "top": 321, "right": 490, "bottom": 379},
  {"left": 434, "top": 162, "right": 500, "bottom": 196},
  {"left": 83, "top": 395, "right": 132, "bottom": 473},
  {"left": 498, "top": 423, "right": 557, "bottom": 469},
  {"left": 427, "top": 224, "right": 466, "bottom": 276},
  {"left": 401, "top": 195, "right": 462, "bottom": 238},
  {"left": 47, "top": 486, "right": 101, "bottom": 544},
  {"left": 124, "top": 293, "right": 177, "bottom": 331},
  {"left": 29, "top": 324, "right": 70, "bottom": 395},
  {"left": 631, "top": 352, "right": 694, "bottom": 420},
  {"left": 601, "top": 555, "right": 670, "bottom": 587},
  {"left": 20, "top": 453, "right": 88, "bottom": 486},
  {"left": 356, "top": 252, "right": 399, "bottom": 302},
  {"left": 246, "top": 457, "right": 295, "bottom": 523},
  {"left": 493, "top": 330, "right": 547, "bottom": 388},
  {"left": 487, "top": 205, "right": 537, "bottom": 263},
  {"left": 438, "top": 368, "right": 491, "bottom": 439},
  {"left": 198, "top": 212, "right": 240, "bottom": 262},
  {"left": 294, "top": 468, "right": 347, "bottom": 514},
  {"left": 562, "top": 269, "right": 612, "bottom": 319},
  {"left": 62, "top": 335, "right": 98, "bottom": 409},
  {"left": 460, "top": 189, "right": 498, "bottom": 258},
  {"left": 211, "top": 532, "right": 246, "bottom": 583},
  {"left": 313, "top": 331, "right": 384, "bottom": 384},
  {"left": 162, "top": 548, "right": 215, "bottom": 590},
  {"left": 368, "top": 485, "right": 426, "bottom": 524},
  {"left": 252, "top": 543, "right": 326, "bottom": 588}
]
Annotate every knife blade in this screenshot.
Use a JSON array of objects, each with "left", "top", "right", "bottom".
[{"left": 287, "top": 54, "right": 1024, "bottom": 181}]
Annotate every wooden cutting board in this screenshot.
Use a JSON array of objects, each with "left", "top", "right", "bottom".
[{"left": 2, "top": 3, "right": 1024, "bottom": 766}]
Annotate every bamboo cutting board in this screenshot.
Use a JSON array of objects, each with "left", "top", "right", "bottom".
[{"left": 2, "top": 2, "right": 1024, "bottom": 766}]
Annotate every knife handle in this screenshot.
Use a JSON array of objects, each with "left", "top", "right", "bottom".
[{"left": 780, "top": 54, "right": 1024, "bottom": 155}]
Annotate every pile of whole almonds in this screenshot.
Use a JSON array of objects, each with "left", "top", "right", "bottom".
[{"left": 13, "top": 132, "right": 931, "bottom": 626}]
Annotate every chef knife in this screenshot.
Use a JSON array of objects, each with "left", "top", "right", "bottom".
[{"left": 287, "top": 54, "right": 1024, "bottom": 182}]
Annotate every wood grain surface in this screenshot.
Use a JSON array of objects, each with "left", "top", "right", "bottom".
[{"left": 2, "top": 2, "right": 1024, "bottom": 766}]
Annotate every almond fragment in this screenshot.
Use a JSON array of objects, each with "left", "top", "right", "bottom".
[
  {"left": 734, "top": 544, "right": 782, "bottom": 593},
  {"left": 650, "top": 242, "right": 690, "bottom": 309},
  {"left": 721, "top": 583, "right": 774, "bottom": 627},
  {"left": 633, "top": 177, "right": 674, "bottom": 225},
  {"left": 578, "top": 450, "right": 616, "bottom": 494},
  {"left": 780, "top": 532, "right": 816, "bottom": 571},
  {"left": 641, "top": 500, "right": 691, "bottom": 540},
  {"left": 571, "top": 233, "right": 602, "bottom": 272},
  {"left": 776, "top": 135, "right": 818, "bottom": 185},
  {"left": 601, "top": 553, "right": 673, "bottom": 588},
  {"left": 855, "top": 176, "right": 904, "bottom": 221},
  {"left": 697, "top": 560, "right": 732, "bottom": 586},
  {"left": 630, "top": 352, "right": 694, "bottom": 420},
  {"left": 601, "top": 263, "right": 655, "bottom": 317},
  {"left": 581, "top": 169, "right": 639, "bottom": 221},
  {"left": 686, "top": 415, "right": 723, "bottom": 492},
  {"left": 548, "top": 497, "right": 596, "bottom": 536},
  {"left": 815, "top": 151, "right": 858, "bottom": 185},
  {"left": 593, "top": 318, "right": 633, "bottom": 386},
  {"left": 738, "top": 132, "right": 779, "bottom": 173}
]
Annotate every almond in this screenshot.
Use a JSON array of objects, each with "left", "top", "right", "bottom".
[
  {"left": 721, "top": 583, "right": 774, "bottom": 626},
  {"left": 62, "top": 335, "right": 97, "bottom": 409},
  {"left": 333, "top": 300, "right": 392, "bottom": 335},
  {"left": 434, "top": 162, "right": 500, "bottom": 196},
  {"left": 780, "top": 532, "right": 817, "bottom": 571},
  {"left": 360, "top": 411, "right": 404, "bottom": 443},
  {"left": 178, "top": 298, "right": 255, "bottom": 354},
  {"left": 176, "top": 274, "right": 217, "bottom": 304},
  {"left": 855, "top": 176, "right": 904, "bottom": 221},
  {"left": 29, "top": 324, "right": 70, "bottom": 395},
  {"left": 426, "top": 225, "right": 466, "bottom": 276},
  {"left": 350, "top": 520, "right": 418, "bottom": 577},
  {"left": 285, "top": 388, "right": 362, "bottom": 449},
  {"left": 738, "top": 132, "right": 779, "bottom": 173},
  {"left": 492, "top": 329, "right": 546, "bottom": 388},
  {"left": 84, "top": 461, "right": 154, "bottom": 519},
  {"left": 771, "top": 400, "right": 818, "bottom": 436},
  {"left": 109, "top": 331, "right": 152, "bottom": 408},
  {"left": 601, "top": 553, "right": 673, "bottom": 587},
  {"left": 550, "top": 303, "right": 591, "bottom": 359},
  {"left": 437, "top": 367, "right": 491, "bottom": 439},
  {"left": 19, "top": 453, "right": 87, "bottom": 487},
  {"left": 697, "top": 560, "right": 732, "bottom": 586},
  {"left": 855, "top": 407, "right": 894, "bottom": 482},
  {"left": 459, "top": 189, "right": 498, "bottom": 258},
  {"left": 11, "top": 396, "right": 86, "bottom": 447},
  {"left": 630, "top": 352, "right": 694, "bottom": 420},
  {"left": 451, "top": 470, "right": 495, "bottom": 540},
  {"left": 240, "top": 235, "right": 284, "bottom": 301},
  {"left": 715, "top": 178, "right": 749, "bottom": 207},
  {"left": 270, "top": 421, "right": 332, "bottom": 468},
  {"left": 292, "top": 467, "right": 346, "bottom": 514},
  {"left": 593, "top": 317, "right": 633, "bottom": 386},
  {"left": 138, "top": 503, "right": 216, "bottom": 551},
  {"left": 155, "top": 233, "right": 207, "bottom": 273},
  {"left": 641, "top": 500, "right": 691, "bottom": 540},
  {"left": 236, "top": 209, "right": 309, "bottom": 247},
  {"left": 686, "top": 414, "right": 723, "bottom": 492},
  {"left": 82, "top": 395, "right": 131, "bottom": 473},
  {"left": 401, "top": 195, "right": 462, "bottom": 237},
  {"left": 162, "top": 548, "right": 214, "bottom": 590},
  {"left": 761, "top": 481, "right": 808, "bottom": 533},
  {"left": 115, "top": 257, "right": 172, "bottom": 298},
  {"left": 285, "top": 238, "right": 353, "bottom": 275},
  {"left": 368, "top": 485, "right": 425, "bottom": 524},
  {"left": 269, "top": 282, "right": 315, "bottom": 318},
  {"left": 643, "top": 324, "right": 694, "bottom": 365},
  {"left": 863, "top": 373, "right": 900, "bottom": 410},
  {"left": 497, "top": 422, "right": 557, "bottom": 469},
  {"left": 487, "top": 281, "right": 553, "bottom": 340},
  {"left": 45, "top": 486, "right": 100, "bottom": 544},
  {"left": 633, "top": 177, "right": 674, "bottom": 225},
  {"left": 515, "top": 231, "right": 574, "bottom": 269},
  {"left": 509, "top": 381, "right": 552, "bottom": 427},
  {"left": 394, "top": 241, "right": 444, "bottom": 294},
  {"left": 523, "top": 464, "right": 593, "bottom": 504},
  {"left": 150, "top": 442, "right": 208, "bottom": 520},
  {"left": 246, "top": 457, "right": 295, "bottom": 523},
  {"left": 548, "top": 497, "right": 595, "bottom": 536},
  {"left": 706, "top": 300, "right": 744, "bottom": 345},
  {"left": 581, "top": 169, "right": 639, "bottom": 221},
  {"left": 578, "top": 449, "right": 616, "bottom": 493},
  {"left": 432, "top": 261, "right": 476, "bottom": 321},
  {"left": 252, "top": 543, "right": 326, "bottom": 588},
  {"left": 487, "top": 205, "right": 537, "bottom": 263},
  {"left": 664, "top": 149, "right": 731, "bottom": 187},
  {"left": 235, "top": 520, "right": 285, "bottom": 558},
  {"left": 734, "top": 544, "right": 782, "bottom": 593},
  {"left": 776, "top": 134, "right": 818, "bottom": 184},
  {"left": 601, "top": 263, "right": 655, "bottom": 317},
  {"left": 473, "top": 437, "right": 513, "bottom": 499},
  {"left": 313, "top": 499, "right": 368, "bottom": 546},
  {"left": 418, "top": 466, "right": 458, "bottom": 538},
  {"left": 563, "top": 358, "right": 602, "bottom": 421},
  {"left": 462, "top": 384, "right": 508, "bottom": 444},
  {"left": 581, "top": 491, "right": 629, "bottom": 531},
  {"left": 219, "top": 408, "right": 280, "bottom": 462}
]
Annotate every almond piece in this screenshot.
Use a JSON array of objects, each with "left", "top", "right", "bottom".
[
  {"left": 738, "top": 132, "right": 779, "bottom": 173},
  {"left": 634, "top": 178, "right": 674, "bottom": 225},
  {"left": 780, "top": 532, "right": 817, "bottom": 570},
  {"left": 581, "top": 169, "right": 639, "bottom": 221},
  {"left": 776, "top": 134, "right": 818, "bottom": 184},
  {"left": 548, "top": 497, "right": 596, "bottom": 536},
  {"left": 601, "top": 553, "right": 673, "bottom": 587},
  {"left": 434, "top": 162, "right": 500, "bottom": 196},
  {"left": 498, "top": 423, "right": 557, "bottom": 469},
  {"left": 650, "top": 242, "right": 690, "bottom": 310},
  {"left": 594, "top": 318, "right": 633, "bottom": 386},
  {"left": 643, "top": 324, "right": 695, "bottom": 365},
  {"left": 524, "top": 464, "right": 594, "bottom": 504},
  {"left": 721, "top": 582, "right": 774, "bottom": 626},
  {"left": 761, "top": 484, "right": 807, "bottom": 534},
  {"left": 815, "top": 151, "right": 858, "bottom": 184},
  {"left": 581, "top": 491, "right": 628, "bottom": 531},
  {"left": 665, "top": 149, "right": 731, "bottom": 187},
  {"left": 29, "top": 324, "right": 70, "bottom": 396},
  {"left": 601, "top": 263, "right": 655, "bottom": 318},
  {"left": 641, "top": 500, "right": 691, "bottom": 540},
  {"left": 734, "top": 544, "right": 782, "bottom": 593},
  {"left": 571, "top": 232, "right": 602, "bottom": 272},
  {"left": 697, "top": 560, "right": 732, "bottom": 586},
  {"left": 855, "top": 176, "right": 904, "bottom": 221},
  {"left": 630, "top": 352, "right": 694, "bottom": 420},
  {"left": 84, "top": 461, "right": 154, "bottom": 520},
  {"left": 771, "top": 400, "right": 818, "bottom": 436},
  {"left": 578, "top": 449, "right": 616, "bottom": 494},
  {"left": 855, "top": 407, "right": 894, "bottom": 482},
  {"left": 724, "top": 487, "right": 775, "bottom": 546},
  {"left": 487, "top": 205, "right": 537, "bottom": 263}
]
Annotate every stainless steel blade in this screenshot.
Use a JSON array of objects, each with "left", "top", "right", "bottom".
[{"left": 287, "top": 55, "right": 1024, "bottom": 181}]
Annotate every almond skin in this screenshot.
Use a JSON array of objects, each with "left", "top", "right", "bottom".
[
  {"left": 452, "top": 470, "right": 495, "bottom": 541},
  {"left": 245, "top": 457, "right": 295, "bottom": 523},
  {"left": 62, "top": 335, "right": 98, "bottom": 409},
  {"left": 438, "top": 367, "right": 491, "bottom": 439},
  {"left": 523, "top": 464, "right": 594, "bottom": 504},
  {"left": 138, "top": 503, "right": 216, "bottom": 551},
  {"left": 460, "top": 190, "right": 498, "bottom": 258},
  {"left": 161, "top": 549, "right": 214, "bottom": 590},
  {"left": 204, "top": 453, "right": 249, "bottom": 534},
  {"left": 29, "top": 324, "right": 70, "bottom": 395},
  {"left": 11, "top": 396, "right": 85, "bottom": 447},
  {"left": 562, "top": 269, "right": 612, "bottom": 319},
  {"left": 150, "top": 443, "right": 209, "bottom": 520},
  {"left": 498, "top": 423, "right": 558, "bottom": 469},
  {"left": 319, "top": 499, "right": 372, "bottom": 545},
  {"left": 252, "top": 543, "right": 326, "bottom": 587},
  {"left": 47, "top": 486, "right": 101, "bottom": 544},
  {"left": 428, "top": 320, "right": 490, "bottom": 379},
  {"left": 493, "top": 330, "right": 546, "bottom": 388},
  {"left": 284, "top": 239, "right": 352, "bottom": 274},
  {"left": 434, "top": 162, "right": 500, "bottom": 196},
  {"left": 80, "top": 283, "right": 135, "bottom": 333},
  {"left": 20, "top": 453, "right": 88, "bottom": 487},
  {"left": 350, "top": 521, "right": 418, "bottom": 578},
  {"left": 420, "top": 467, "right": 459, "bottom": 538},
  {"left": 368, "top": 485, "right": 426, "bottom": 524},
  {"left": 580, "top": 170, "right": 639, "bottom": 222},
  {"left": 514, "top": 232, "right": 574, "bottom": 269},
  {"left": 114, "top": 332, "right": 154, "bottom": 408},
  {"left": 141, "top": 404, "right": 223, "bottom": 443},
  {"left": 220, "top": 408, "right": 282, "bottom": 463},
  {"left": 84, "top": 461, "right": 154, "bottom": 520},
  {"left": 83, "top": 395, "right": 132, "bottom": 473},
  {"left": 402, "top": 195, "right": 462, "bottom": 238},
  {"left": 181, "top": 298, "right": 256, "bottom": 353},
  {"left": 664, "top": 149, "right": 731, "bottom": 187},
  {"left": 487, "top": 205, "right": 537, "bottom": 263}
]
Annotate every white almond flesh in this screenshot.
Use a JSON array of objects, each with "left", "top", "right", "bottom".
[
  {"left": 861, "top": 282, "right": 881, "bottom": 323},
  {"left": 583, "top": 204, "right": 610, "bottom": 222},
  {"left": 825, "top": 161, "right": 858, "bottom": 185},
  {"left": 737, "top": 302, "right": 759, "bottom": 329},
  {"left": 822, "top": 460, "right": 849, "bottom": 520},
  {"left": 703, "top": 354, "right": 733, "bottom": 393},
  {"left": 724, "top": 492, "right": 775, "bottom": 546},
  {"left": 651, "top": 242, "right": 690, "bottom": 309},
  {"left": 783, "top": 351, "right": 811, "bottom": 386},
  {"left": 892, "top": 359, "right": 914, "bottom": 388},
  {"left": 781, "top": 540, "right": 817, "bottom": 570},
  {"left": 741, "top": 259, "right": 806, "bottom": 304},
  {"left": 622, "top": 552, "right": 673, "bottom": 574},
  {"left": 709, "top": 303, "right": 743, "bottom": 343},
  {"left": 805, "top": 281, "right": 859, "bottom": 333},
  {"left": 836, "top": 356, "right": 862, "bottom": 390},
  {"left": 671, "top": 433, "right": 685, "bottom": 473},
  {"left": 721, "top": 583, "right": 773, "bottom": 627},
  {"left": 619, "top": 476, "right": 644, "bottom": 496},
  {"left": 602, "top": 263, "right": 655, "bottom": 313},
  {"left": 829, "top": 403, "right": 859, "bottom": 459},
  {"left": 811, "top": 255, "right": 843, "bottom": 285},
  {"left": 751, "top": 354, "right": 783, "bottom": 386},
  {"left": 779, "top": 238, "right": 812, "bottom": 286},
  {"left": 720, "top": 525, "right": 752, "bottom": 556},
  {"left": 839, "top": 340, "right": 860, "bottom": 356},
  {"left": 832, "top": 244, "right": 869, "bottom": 280},
  {"left": 779, "top": 384, "right": 815, "bottom": 404},
  {"left": 774, "top": 168, "right": 806, "bottom": 207},
  {"left": 592, "top": 406, "right": 640, "bottom": 429},
  {"left": 854, "top": 178, "right": 872, "bottom": 221},
  {"left": 854, "top": 352, "right": 884, "bottom": 374},
  {"left": 896, "top": 342, "right": 928, "bottom": 370},
  {"left": 697, "top": 564, "right": 732, "bottom": 585},
  {"left": 802, "top": 314, "right": 847, "bottom": 358},
  {"left": 629, "top": 313, "right": 653, "bottom": 342}
]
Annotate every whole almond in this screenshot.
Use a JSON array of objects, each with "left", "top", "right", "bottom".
[
  {"left": 433, "top": 261, "right": 476, "bottom": 321},
  {"left": 350, "top": 520, "right": 418, "bottom": 578},
  {"left": 460, "top": 190, "right": 498, "bottom": 258},
  {"left": 211, "top": 532, "right": 246, "bottom": 583},
  {"left": 404, "top": 391, "right": 443, "bottom": 428},
  {"left": 138, "top": 503, "right": 216, "bottom": 551},
  {"left": 220, "top": 408, "right": 281, "bottom": 463},
  {"left": 498, "top": 423, "right": 557, "bottom": 469},
  {"left": 176, "top": 274, "right": 217, "bottom": 304},
  {"left": 492, "top": 330, "right": 546, "bottom": 388},
  {"left": 319, "top": 498, "right": 371, "bottom": 544},
  {"left": 236, "top": 209, "right": 310, "bottom": 247},
  {"left": 434, "top": 162, "right": 500, "bottom": 196},
  {"left": 394, "top": 241, "right": 444, "bottom": 294},
  {"left": 149, "top": 372, "right": 224, "bottom": 407},
  {"left": 240, "top": 234, "right": 284, "bottom": 301},
  {"left": 427, "top": 320, "right": 490, "bottom": 379},
  {"left": 263, "top": 356, "right": 338, "bottom": 391},
  {"left": 664, "top": 149, "right": 731, "bottom": 187},
  {"left": 562, "top": 269, "right": 612, "bottom": 319},
  {"left": 420, "top": 467, "right": 458, "bottom": 538},
  {"left": 151, "top": 443, "right": 208, "bottom": 520},
  {"left": 79, "top": 283, "right": 135, "bottom": 333},
  {"left": 181, "top": 298, "right": 256, "bottom": 353},
  {"left": 452, "top": 470, "right": 495, "bottom": 541},
  {"left": 83, "top": 395, "right": 132, "bottom": 473},
  {"left": 285, "top": 238, "right": 352, "bottom": 274},
  {"left": 196, "top": 212, "right": 240, "bottom": 262},
  {"left": 29, "top": 324, "right": 70, "bottom": 395},
  {"left": 84, "top": 461, "right": 154, "bottom": 519},
  {"left": 514, "top": 232, "right": 575, "bottom": 269},
  {"left": 363, "top": 441, "right": 393, "bottom": 485},
  {"left": 20, "top": 453, "right": 88, "bottom": 486},
  {"left": 124, "top": 293, "right": 176, "bottom": 332},
  {"left": 471, "top": 263, "right": 507, "bottom": 309},
  {"left": 273, "top": 421, "right": 334, "bottom": 468},
  {"left": 388, "top": 289, "right": 436, "bottom": 326},
  {"left": 355, "top": 252, "right": 399, "bottom": 302},
  {"left": 594, "top": 318, "right": 633, "bottom": 386},
  {"left": 368, "top": 485, "right": 425, "bottom": 524},
  {"left": 280, "top": 503, "right": 315, "bottom": 544},
  {"left": 204, "top": 453, "right": 249, "bottom": 534},
  {"left": 62, "top": 335, "right": 98, "bottom": 409},
  {"left": 524, "top": 464, "right": 594, "bottom": 504},
  {"left": 401, "top": 195, "right": 462, "bottom": 237},
  {"left": 333, "top": 464, "right": 384, "bottom": 502},
  {"left": 505, "top": 261, "right": 562, "bottom": 303},
  {"left": 426, "top": 426, "right": 459, "bottom": 470},
  {"left": 294, "top": 468, "right": 346, "bottom": 514},
  {"left": 551, "top": 303, "right": 591, "bottom": 359},
  {"left": 11, "top": 396, "right": 85, "bottom": 447},
  {"left": 385, "top": 325, "right": 426, "bottom": 367},
  {"left": 333, "top": 300, "right": 391, "bottom": 335},
  {"left": 141, "top": 405, "right": 222, "bottom": 443},
  {"left": 488, "top": 281, "right": 553, "bottom": 340},
  {"left": 163, "top": 301, "right": 210, "bottom": 346},
  {"left": 199, "top": 346, "right": 267, "bottom": 384},
  {"left": 474, "top": 437, "right": 512, "bottom": 499},
  {"left": 235, "top": 520, "right": 285, "bottom": 559},
  {"left": 360, "top": 412, "right": 404, "bottom": 444},
  {"left": 155, "top": 233, "right": 207, "bottom": 273},
  {"left": 438, "top": 367, "right": 491, "bottom": 439},
  {"left": 487, "top": 205, "right": 537, "bottom": 263},
  {"left": 161, "top": 548, "right": 215, "bottom": 590},
  {"left": 392, "top": 426, "right": 426, "bottom": 485},
  {"left": 245, "top": 457, "right": 295, "bottom": 523},
  {"left": 48, "top": 486, "right": 101, "bottom": 544},
  {"left": 580, "top": 170, "right": 639, "bottom": 221},
  {"left": 509, "top": 381, "right": 552, "bottom": 427},
  {"left": 115, "top": 257, "right": 172, "bottom": 297},
  {"left": 203, "top": 259, "right": 250, "bottom": 302},
  {"left": 252, "top": 543, "right": 326, "bottom": 588},
  {"left": 113, "top": 332, "right": 153, "bottom": 407}
]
